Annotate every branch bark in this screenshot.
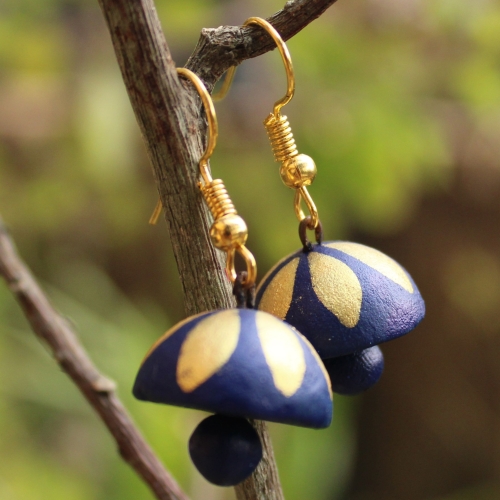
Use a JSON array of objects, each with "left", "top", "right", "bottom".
[
  {"left": 0, "top": 217, "right": 188, "bottom": 500},
  {"left": 96, "top": 1, "right": 337, "bottom": 499},
  {"left": 186, "top": 0, "right": 339, "bottom": 89}
]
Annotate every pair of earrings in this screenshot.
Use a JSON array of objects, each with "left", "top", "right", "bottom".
[
  {"left": 134, "top": 60, "right": 333, "bottom": 486},
  {"left": 134, "top": 17, "right": 425, "bottom": 487}
]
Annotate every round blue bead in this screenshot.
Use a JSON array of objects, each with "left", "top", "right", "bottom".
[
  {"left": 323, "top": 346, "right": 384, "bottom": 395},
  {"left": 189, "top": 414, "right": 262, "bottom": 486}
]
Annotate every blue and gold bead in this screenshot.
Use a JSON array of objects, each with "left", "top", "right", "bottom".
[
  {"left": 255, "top": 241, "right": 425, "bottom": 359},
  {"left": 133, "top": 308, "right": 333, "bottom": 429}
]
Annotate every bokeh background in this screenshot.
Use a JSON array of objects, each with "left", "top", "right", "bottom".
[{"left": 1, "top": 0, "right": 500, "bottom": 499}]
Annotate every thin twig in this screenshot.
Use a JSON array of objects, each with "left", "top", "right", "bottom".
[{"left": 0, "top": 217, "right": 189, "bottom": 500}]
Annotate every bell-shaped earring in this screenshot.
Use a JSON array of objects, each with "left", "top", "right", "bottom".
[
  {"left": 134, "top": 304, "right": 332, "bottom": 429},
  {"left": 137, "top": 68, "right": 332, "bottom": 486},
  {"left": 238, "top": 18, "right": 425, "bottom": 395}
]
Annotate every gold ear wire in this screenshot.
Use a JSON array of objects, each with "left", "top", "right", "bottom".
[
  {"left": 209, "top": 18, "right": 295, "bottom": 111},
  {"left": 177, "top": 68, "right": 218, "bottom": 185},
  {"left": 242, "top": 17, "right": 320, "bottom": 230},
  {"left": 150, "top": 67, "right": 256, "bottom": 288},
  {"left": 243, "top": 17, "right": 295, "bottom": 116},
  {"left": 149, "top": 67, "right": 220, "bottom": 225},
  {"left": 149, "top": 67, "right": 216, "bottom": 225},
  {"left": 212, "top": 66, "right": 237, "bottom": 102}
]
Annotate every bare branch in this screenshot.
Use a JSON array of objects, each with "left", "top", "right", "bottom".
[
  {"left": 186, "top": 0, "right": 339, "bottom": 89},
  {"left": 0, "top": 217, "right": 189, "bottom": 500}
]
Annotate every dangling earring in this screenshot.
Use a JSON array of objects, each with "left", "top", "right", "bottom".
[
  {"left": 238, "top": 18, "right": 425, "bottom": 395},
  {"left": 134, "top": 68, "right": 332, "bottom": 486}
]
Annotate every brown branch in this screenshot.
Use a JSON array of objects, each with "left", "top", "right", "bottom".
[
  {"left": 95, "top": 1, "right": 338, "bottom": 499},
  {"left": 186, "top": 0, "right": 339, "bottom": 89},
  {"left": 0, "top": 217, "right": 189, "bottom": 500}
]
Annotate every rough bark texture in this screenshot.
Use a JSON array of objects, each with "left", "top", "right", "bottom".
[
  {"left": 235, "top": 420, "right": 284, "bottom": 500},
  {"left": 0, "top": 218, "right": 188, "bottom": 500}
]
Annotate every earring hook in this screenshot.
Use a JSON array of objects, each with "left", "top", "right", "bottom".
[
  {"left": 177, "top": 68, "right": 217, "bottom": 185},
  {"left": 151, "top": 67, "right": 257, "bottom": 288},
  {"left": 243, "top": 17, "right": 295, "bottom": 116},
  {"left": 178, "top": 68, "right": 256, "bottom": 288},
  {"left": 149, "top": 68, "right": 217, "bottom": 224},
  {"left": 210, "top": 18, "right": 295, "bottom": 115}
]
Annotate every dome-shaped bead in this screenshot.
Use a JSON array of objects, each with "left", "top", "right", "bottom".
[
  {"left": 255, "top": 241, "right": 425, "bottom": 359},
  {"left": 133, "top": 308, "right": 333, "bottom": 429},
  {"left": 323, "top": 346, "right": 384, "bottom": 396},
  {"left": 189, "top": 414, "right": 262, "bottom": 486}
]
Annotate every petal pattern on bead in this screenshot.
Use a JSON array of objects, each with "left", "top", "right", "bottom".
[
  {"left": 176, "top": 309, "right": 240, "bottom": 392},
  {"left": 308, "top": 252, "right": 362, "bottom": 328},
  {"left": 256, "top": 312, "right": 306, "bottom": 397},
  {"left": 326, "top": 241, "right": 413, "bottom": 292},
  {"left": 258, "top": 257, "right": 299, "bottom": 320}
]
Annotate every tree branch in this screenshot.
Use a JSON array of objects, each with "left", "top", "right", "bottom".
[
  {"left": 186, "top": 0, "right": 339, "bottom": 89},
  {"left": 0, "top": 217, "right": 189, "bottom": 500}
]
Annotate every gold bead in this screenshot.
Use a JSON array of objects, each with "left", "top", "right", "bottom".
[
  {"left": 279, "top": 154, "right": 317, "bottom": 189},
  {"left": 210, "top": 214, "right": 248, "bottom": 251}
]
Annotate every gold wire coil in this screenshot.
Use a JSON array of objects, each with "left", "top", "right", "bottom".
[
  {"left": 200, "top": 179, "right": 237, "bottom": 220},
  {"left": 264, "top": 113, "right": 298, "bottom": 163}
]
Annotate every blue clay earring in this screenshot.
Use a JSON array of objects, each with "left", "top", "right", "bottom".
[
  {"left": 256, "top": 232, "right": 425, "bottom": 360},
  {"left": 243, "top": 19, "right": 425, "bottom": 395},
  {"left": 133, "top": 305, "right": 332, "bottom": 429},
  {"left": 137, "top": 68, "right": 332, "bottom": 486}
]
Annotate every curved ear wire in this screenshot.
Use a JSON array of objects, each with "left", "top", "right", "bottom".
[
  {"left": 176, "top": 68, "right": 218, "bottom": 184},
  {"left": 153, "top": 67, "right": 257, "bottom": 288},
  {"left": 243, "top": 17, "right": 295, "bottom": 116},
  {"left": 150, "top": 68, "right": 218, "bottom": 224},
  {"left": 209, "top": 18, "right": 295, "bottom": 113},
  {"left": 150, "top": 67, "right": 220, "bottom": 224},
  {"left": 212, "top": 66, "right": 237, "bottom": 102}
]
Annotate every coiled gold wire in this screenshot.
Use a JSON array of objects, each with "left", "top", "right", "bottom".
[
  {"left": 199, "top": 179, "right": 237, "bottom": 220},
  {"left": 264, "top": 113, "right": 298, "bottom": 164}
]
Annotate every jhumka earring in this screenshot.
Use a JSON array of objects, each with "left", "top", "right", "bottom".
[
  {"left": 239, "top": 18, "right": 425, "bottom": 395},
  {"left": 134, "top": 68, "right": 332, "bottom": 486}
]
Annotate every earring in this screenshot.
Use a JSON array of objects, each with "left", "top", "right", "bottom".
[
  {"left": 241, "top": 18, "right": 425, "bottom": 395},
  {"left": 134, "top": 68, "right": 332, "bottom": 486}
]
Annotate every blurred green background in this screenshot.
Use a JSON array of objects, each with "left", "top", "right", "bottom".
[{"left": 1, "top": 0, "right": 500, "bottom": 499}]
